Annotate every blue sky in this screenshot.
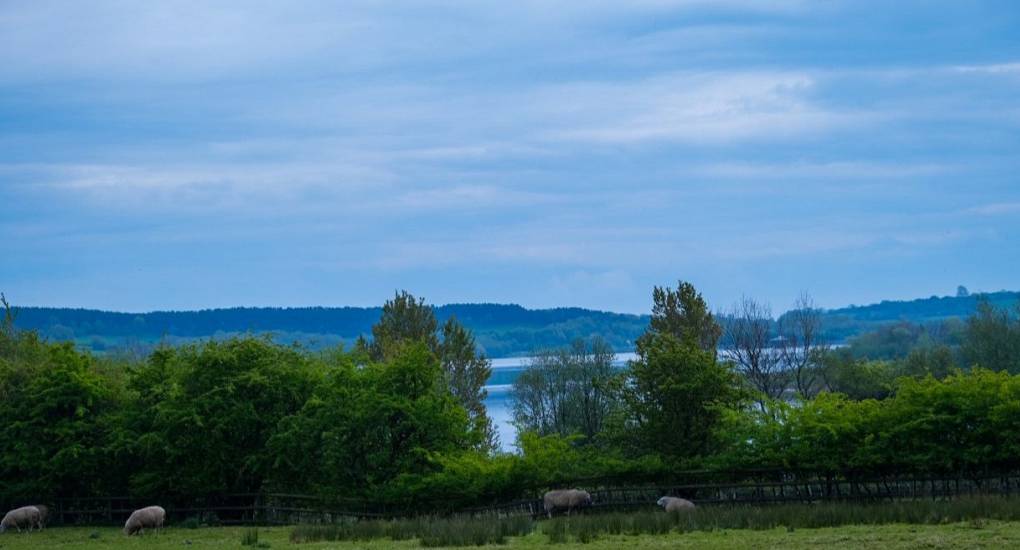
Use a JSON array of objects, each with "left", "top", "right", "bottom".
[{"left": 1, "top": 0, "right": 1019, "bottom": 314}]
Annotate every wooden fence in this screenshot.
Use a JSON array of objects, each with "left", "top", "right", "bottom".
[{"left": 28, "top": 469, "right": 1020, "bottom": 526}]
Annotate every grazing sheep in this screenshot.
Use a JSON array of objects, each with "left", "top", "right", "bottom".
[
  {"left": 543, "top": 489, "right": 592, "bottom": 518},
  {"left": 657, "top": 496, "right": 695, "bottom": 512},
  {"left": 1, "top": 506, "right": 41, "bottom": 533},
  {"left": 123, "top": 506, "right": 166, "bottom": 536},
  {"left": 31, "top": 505, "right": 49, "bottom": 529}
]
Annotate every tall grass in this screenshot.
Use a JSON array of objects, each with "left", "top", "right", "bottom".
[
  {"left": 291, "top": 497, "right": 1020, "bottom": 546},
  {"left": 542, "top": 496, "right": 1020, "bottom": 543},
  {"left": 290, "top": 514, "right": 535, "bottom": 547}
]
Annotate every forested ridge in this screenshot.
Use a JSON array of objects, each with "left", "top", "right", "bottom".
[{"left": 13, "top": 290, "right": 1019, "bottom": 357}]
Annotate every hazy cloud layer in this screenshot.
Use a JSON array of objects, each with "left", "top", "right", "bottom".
[{"left": 1, "top": 1, "right": 1019, "bottom": 313}]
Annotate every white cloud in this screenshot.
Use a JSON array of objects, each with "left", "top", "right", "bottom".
[
  {"left": 966, "top": 202, "right": 1020, "bottom": 216},
  {"left": 537, "top": 72, "right": 861, "bottom": 144},
  {"left": 951, "top": 62, "right": 1020, "bottom": 75}
]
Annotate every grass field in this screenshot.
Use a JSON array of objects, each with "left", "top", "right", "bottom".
[{"left": 2, "top": 522, "right": 1020, "bottom": 549}]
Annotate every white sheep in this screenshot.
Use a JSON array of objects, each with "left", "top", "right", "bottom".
[
  {"left": 1, "top": 506, "right": 41, "bottom": 533},
  {"left": 123, "top": 505, "right": 166, "bottom": 536},
  {"left": 657, "top": 496, "right": 696, "bottom": 512},
  {"left": 543, "top": 489, "right": 592, "bottom": 518}
]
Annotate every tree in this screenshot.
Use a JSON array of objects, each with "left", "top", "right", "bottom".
[
  {"left": 511, "top": 338, "right": 618, "bottom": 443},
  {"left": 369, "top": 291, "right": 497, "bottom": 452},
  {"left": 962, "top": 300, "right": 1020, "bottom": 374},
  {"left": 123, "top": 337, "right": 322, "bottom": 496},
  {"left": 818, "top": 349, "right": 896, "bottom": 400},
  {"left": 371, "top": 291, "right": 439, "bottom": 361},
  {"left": 0, "top": 341, "right": 123, "bottom": 500},
  {"left": 778, "top": 293, "right": 829, "bottom": 398},
  {"left": 268, "top": 342, "right": 471, "bottom": 497},
  {"left": 622, "top": 333, "right": 744, "bottom": 458},
  {"left": 723, "top": 297, "right": 786, "bottom": 409},
  {"left": 637, "top": 281, "right": 721, "bottom": 355},
  {"left": 440, "top": 317, "right": 498, "bottom": 451}
]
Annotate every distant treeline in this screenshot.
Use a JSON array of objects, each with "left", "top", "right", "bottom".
[
  {"left": 12, "top": 290, "right": 1020, "bottom": 357},
  {"left": 13, "top": 304, "right": 649, "bottom": 357}
]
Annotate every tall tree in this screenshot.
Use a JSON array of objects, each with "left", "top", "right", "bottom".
[
  {"left": 370, "top": 291, "right": 497, "bottom": 452},
  {"left": 511, "top": 338, "right": 618, "bottom": 442},
  {"left": 371, "top": 291, "right": 439, "bottom": 361},
  {"left": 622, "top": 332, "right": 744, "bottom": 458},
  {"left": 778, "top": 293, "right": 829, "bottom": 398},
  {"left": 723, "top": 296, "right": 786, "bottom": 410},
  {"left": 962, "top": 300, "right": 1020, "bottom": 374},
  {"left": 440, "top": 317, "right": 498, "bottom": 451},
  {"left": 637, "top": 281, "right": 721, "bottom": 355}
]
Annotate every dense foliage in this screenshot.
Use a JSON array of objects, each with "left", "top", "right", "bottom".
[{"left": 2, "top": 290, "right": 1020, "bottom": 513}]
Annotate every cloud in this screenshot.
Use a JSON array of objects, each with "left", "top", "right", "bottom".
[
  {"left": 537, "top": 72, "right": 860, "bottom": 144},
  {"left": 951, "top": 63, "right": 1020, "bottom": 75},
  {"left": 966, "top": 202, "right": 1020, "bottom": 216}
]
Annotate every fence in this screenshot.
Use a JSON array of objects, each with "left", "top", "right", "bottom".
[{"left": 31, "top": 469, "right": 1020, "bottom": 526}]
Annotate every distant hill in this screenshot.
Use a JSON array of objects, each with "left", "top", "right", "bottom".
[
  {"left": 816, "top": 290, "right": 1020, "bottom": 342},
  {"left": 11, "top": 303, "right": 649, "bottom": 358},
  {"left": 11, "top": 291, "right": 1018, "bottom": 357}
]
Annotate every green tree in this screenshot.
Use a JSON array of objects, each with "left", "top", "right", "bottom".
[
  {"left": 123, "top": 337, "right": 322, "bottom": 496},
  {"left": 622, "top": 333, "right": 744, "bottom": 458},
  {"left": 0, "top": 341, "right": 123, "bottom": 500},
  {"left": 637, "top": 281, "right": 721, "bottom": 355},
  {"left": 440, "top": 317, "right": 497, "bottom": 451},
  {"left": 962, "top": 300, "right": 1020, "bottom": 373},
  {"left": 818, "top": 349, "right": 896, "bottom": 400},
  {"left": 269, "top": 342, "right": 472, "bottom": 497},
  {"left": 511, "top": 338, "right": 618, "bottom": 443},
  {"left": 371, "top": 291, "right": 440, "bottom": 361},
  {"left": 370, "top": 291, "right": 496, "bottom": 452}
]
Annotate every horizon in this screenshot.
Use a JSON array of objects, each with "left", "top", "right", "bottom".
[
  {"left": 8, "top": 285, "right": 1013, "bottom": 317},
  {"left": 3, "top": 2, "right": 1019, "bottom": 313}
]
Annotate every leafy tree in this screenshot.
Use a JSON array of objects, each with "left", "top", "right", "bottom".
[
  {"left": 511, "top": 338, "right": 618, "bottom": 443},
  {"left": 818, "top": 349, "right": 896, "bottom": 400},
  {"left": 622, "top": 333, "right": 745, "bottom": 459},
  {"left": 122, "top": 337, "right": 322, "bottom": 496},
  {"left": 962, "top": 300, "right": 1020, "bottom": 373},
  {"left": 900, "top": 345, "right": 956, "bottom": 379},
  {"left": 637, "top": 281, "right": 721, "bottom": 354},
  {"left": 371, "top": 291, "right": 440, "bottom": 361},
  {"left": 269, "top": 342, "right": 472, "bottom": 497},
  {"left": 370, "top": 291, "right": 496, "bottom": 452},
  {"left": 0, "top": 341, "right": 123, "bottom": 500},
  {"left": 440, "top": 317, "right": 497, "bottom": 451}
]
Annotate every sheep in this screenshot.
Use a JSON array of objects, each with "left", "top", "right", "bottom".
[
  {"left": 31, "top": 505, "right": 49, "bottom": 529},
  {"left": 543, "top": 489, "right": 592, "bottom": 518},
  {"left": 123, "top": 505, "right": 166, "bottom": 536},
  {"left": 657, "top": 496, "right": 695, "bottom": 513},
  {"left": 1, "top": 506, "right": 41, "bottom": 533}
]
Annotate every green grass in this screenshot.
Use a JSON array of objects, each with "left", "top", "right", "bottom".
[{"left": 4, "top": 522, "right": 1020, "bottom": 549}]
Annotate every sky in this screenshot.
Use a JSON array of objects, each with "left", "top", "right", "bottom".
[{"left": 1, "top": 0, "right": 1019, "bottom": 315}]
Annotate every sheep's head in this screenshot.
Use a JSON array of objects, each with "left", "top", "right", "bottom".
[{"left": 656, "top": 497, "right": 668, "bottom": 508}]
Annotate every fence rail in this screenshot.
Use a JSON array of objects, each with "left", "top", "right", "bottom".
[{"left": 17, "top": 470, "right": 1020, "bottom": 526}]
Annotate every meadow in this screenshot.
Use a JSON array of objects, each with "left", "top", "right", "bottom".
[
  {"left": 3, "top": 522, "right": 1020, "bottom": 549},
  {"left": 7, "top": 498, "right": 1020, "bottom": 549}
]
